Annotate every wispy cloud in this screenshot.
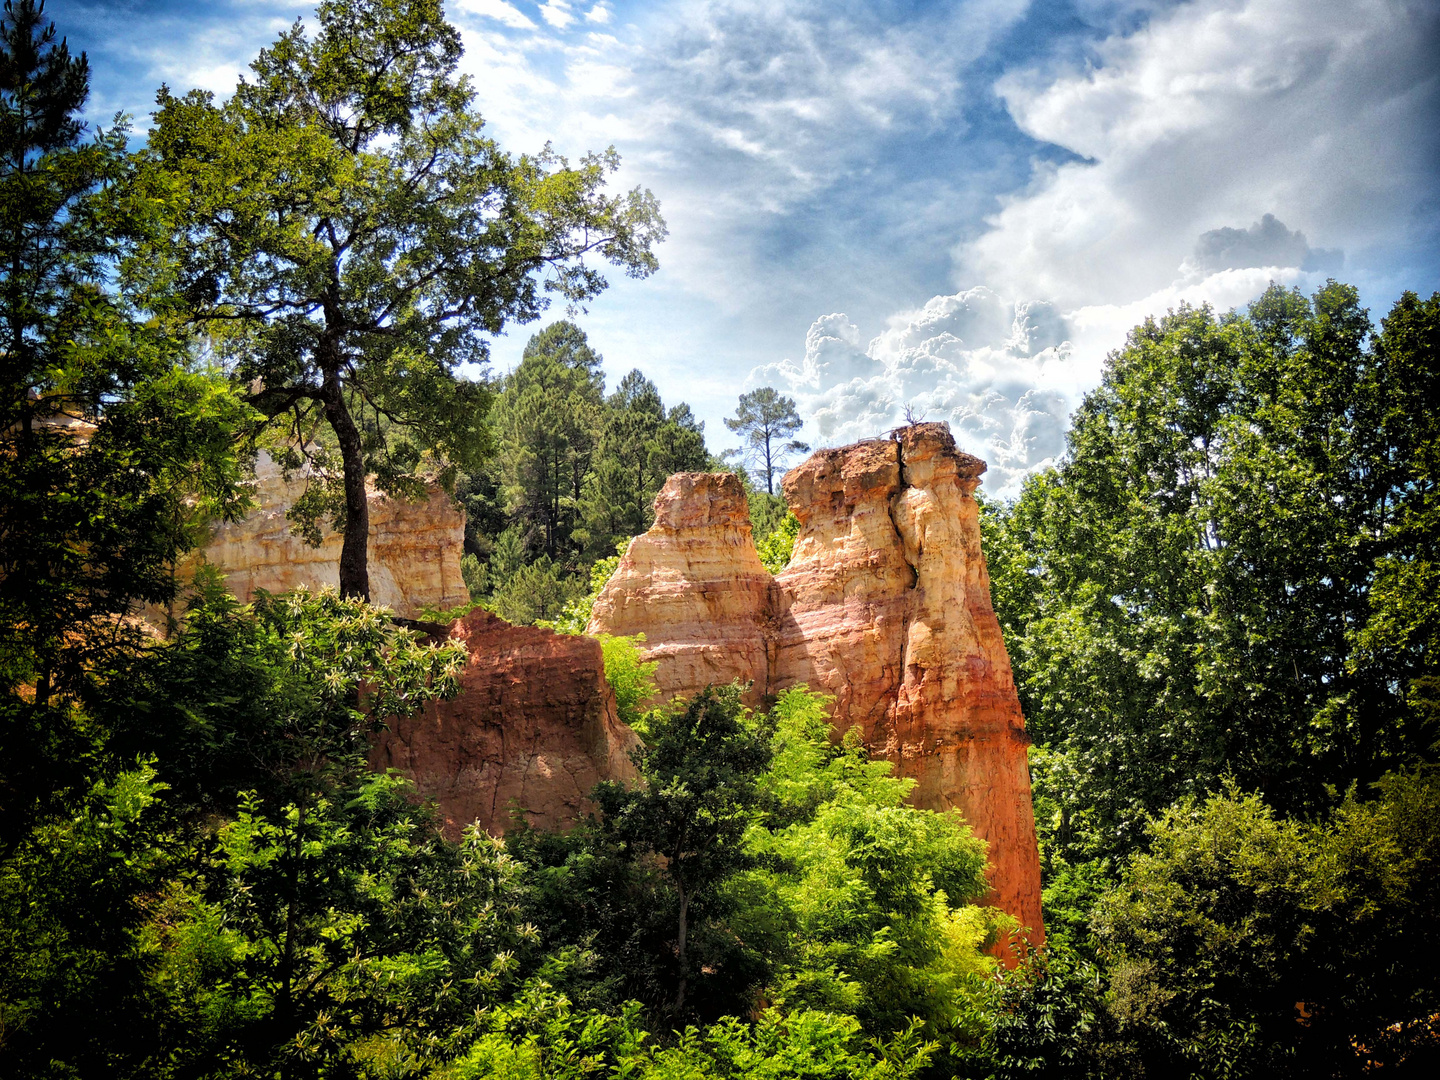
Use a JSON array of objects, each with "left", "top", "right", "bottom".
[
  {"left": 59, "top": 0, "right": 1440, "bottom": 484},
  {"left": 539, "top": 1, "right": 576, "bottom": 30},
  {"left": 456, "top": 0, "right": 539, "bottom": 32}
]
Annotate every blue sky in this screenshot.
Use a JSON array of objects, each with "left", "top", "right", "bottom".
[{"left": 60, "top": 0, "right": 1440, "bottom": 493}]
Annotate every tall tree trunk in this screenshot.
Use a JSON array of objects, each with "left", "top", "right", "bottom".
[
  {"left": 321, "top": 365, "right": 370, "bottom": 602},
  {"left": 673, "top": 881, "right": 689, "bottom": 1016}
]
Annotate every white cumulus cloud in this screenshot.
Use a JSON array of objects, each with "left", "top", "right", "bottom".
[
  {"left": 751, "top": 289, "right": 1079, "bottom": 496},
  {"left": 755, "top": 0, "right": 1438, "bottom": 495},
  {"left": 962, "top": 0, "right": 1438, "bottom": 309},
  {"left": 539, "top": 1, "right": 576, "bottom": 30}
]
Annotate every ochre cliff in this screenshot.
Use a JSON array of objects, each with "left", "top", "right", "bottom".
[
  {"left": 587, "top": 423, "right": 1044, "bottom": 948},
  {"left": 587, "top": 472, "right": 773, "bottom": 708},
  {"left": 199, "top": 453, "right": 468, "bottom": 619},
  {"left": 371, "top": 607, "right": 641, "bottom": 836}
]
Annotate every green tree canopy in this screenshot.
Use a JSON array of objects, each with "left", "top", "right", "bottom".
[
  {"left": 579, "top": 368, "right": 710, "bottom": 554},
  {"left": 984, "top": 283, "right": 1440, "bottom": 857},
  {"left": 138, "top": 0, "right": 666, "bottom": 601},
  {"left": 491, "top": 320, "right": 605, "bottom": 560},
  {"left": 594, "top": 685, "right": 773, "bottom": 1017},
  {"left": 1, "top": 0, "right": 252, "bottom": 849}
]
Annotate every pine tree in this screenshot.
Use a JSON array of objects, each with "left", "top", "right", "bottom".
[
  {"left": 724, "top": 387, "right": 809, "bottom": 494},
  {"left": 0, "top": 0, "right": 95, "bottom": 440}
]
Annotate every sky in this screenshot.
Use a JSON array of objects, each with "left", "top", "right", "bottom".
[{"left": 62, "top": 0, "right": 1440, "bottom": 494}]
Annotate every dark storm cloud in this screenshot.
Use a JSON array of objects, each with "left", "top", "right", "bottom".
[{"left": 1193, "top": 214, "right": 1342, "bottom": 273}]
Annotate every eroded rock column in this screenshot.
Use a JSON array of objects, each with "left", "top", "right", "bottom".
[
  {"left": 884, "top": 424, "right": 1043, "bottom": 947},
  {"left": 587, "top": 424, "right": 1044, "bottom": 948},
  {"left": 771, "top": 438, "right": 916, "bottom": 747},
  {"left": 586, "top": 472, "right": 773, "bottom": 708}
]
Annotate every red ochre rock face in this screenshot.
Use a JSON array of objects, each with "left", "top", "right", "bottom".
[
  {"left": 370, "top": 608, "right": 640, "bottom": 837},
  {"left": 587, "top": 422, "right": 1044, "bottom": 951}
]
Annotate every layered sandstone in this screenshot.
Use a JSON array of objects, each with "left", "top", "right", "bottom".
[
  {"left": 587, "top": 472, "right": 773, "bottom": 708},
  {"left": 371, "top": 607, "right": 641, "bottom": 836},
  {"left": 587, "top": 423, "right": 1043, "bottom": 948},
  {"left": 200, "top": 452, "right": 468, "bottom": 619}
]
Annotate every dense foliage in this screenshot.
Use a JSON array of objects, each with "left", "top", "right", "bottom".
[
  {"left": 976, "top": 283, "right": 1440, "bottom": 1077},
  {"left": 984, "top": 283, "right": 1440, "bottom": 858},
  {"left": 3, "top": 1, "right": 1438, "bottom": 1077}
]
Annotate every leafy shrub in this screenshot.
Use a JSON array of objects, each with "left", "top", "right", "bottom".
[
  {"left": 597, "top": 633, "right": 659, "bottom": 732},
  {"left": 446, "top": 979, "right": 936, "bottom": 1080},
  {"left": 756, "top": 512, "right": 800, "bottom": 574},
  {"left": 1087, "top": 773, "right": 1440, "bottom": 1078},
  {"left": 956, "top": 949, "right": 1123, "bottom": 1080}
]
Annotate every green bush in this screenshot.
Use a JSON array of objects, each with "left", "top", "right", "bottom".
[
  {"left": 1086, "top": 773, "right": 1440, "bottom": 1077},
  {"left": 597, "top": 633, "right": 659, "bottom": 732},
  {"left": 756, "top": 512, "right": 800, "bottom": 574},
  {"left": 445, "top": 980, "right": 936, "bottom": 1079}
]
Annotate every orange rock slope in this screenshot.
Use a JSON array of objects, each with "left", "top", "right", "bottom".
[
  {"left": 371, "top": 608, "right": 640, "bottom": 836},
  {"left": 587, "top": 423, "right": 1043, "bottom": 946}
]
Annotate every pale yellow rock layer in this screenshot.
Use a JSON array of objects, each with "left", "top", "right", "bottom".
[
  {"left": 586, "top": 471, "right": 774, "bottom": 708},
  {"left": 197, "top": 453, "right": 468, "bottom": 619}
]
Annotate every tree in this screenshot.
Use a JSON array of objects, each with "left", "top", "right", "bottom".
[
  {"left": 1089, "top": 774, "right": 1440, "bottom": 1078},
  {"left": 983, "top": 284, "right": 1439, "bottom": 858},
  {"left": 1, "top": 0, "right": 91, "bottom": 438},
  {"left": 724, "top": 387, "right": 809, "bottom": 494},
  {"left": 0, "top": 584, "right": 548, "bottom": 1079},
  {"left": 740, "top": 688, "right": 995, "bottom": 1049},
  {"left": 140, "top": 0, "right": 666, "bottom": 601},
  {"left": 592, "top": 685, "right": 772, "bottom": 1017},
  {"left": 491, "top": 321, "right": 605, "bottom": 561},
  {"left": 1354, "top": 291, "right": 1440, "bottom": 742},
  {"left": 579, "top": 369, "right": 709, "bottom": 555},
  {"left": 1, "top": 0, "right": 251, "bottom": 851}
]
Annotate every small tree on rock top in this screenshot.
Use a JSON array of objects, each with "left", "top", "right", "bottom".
[{"left": 725, "top": 387, "right": 809, "bottom": 494}]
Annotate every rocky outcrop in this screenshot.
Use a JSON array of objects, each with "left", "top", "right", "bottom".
[
  {"left": 371, "top": 608, "right": 641, "bottom": 836},
  {"left": 199, "top": 453, "right": 468, "bottom": 619},
  {"left": 586, "top": 423, "right": 1044, "bottom": 949},
  {"left": 587, "top": 472, "right": 774, "bottom": 708}
]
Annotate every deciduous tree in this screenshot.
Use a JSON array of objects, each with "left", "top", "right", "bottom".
[
  {"left": 140, "top": 0, "right": 665, "bottom": 600},
  {"left": 984, "top": 283, "right": 1440, "bottom": 857},
  {"left": 592, "top": 685, "right": 771, "bottom": 1017}
]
